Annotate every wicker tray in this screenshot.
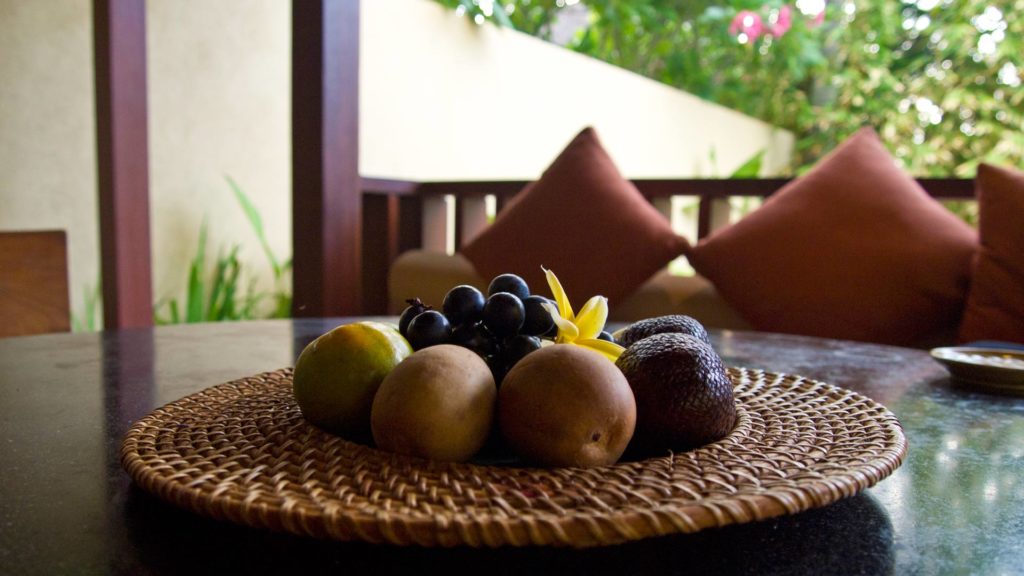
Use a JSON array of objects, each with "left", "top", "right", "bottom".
[{"left": 121, "top": 367, "right": 906, "bottom": 548}]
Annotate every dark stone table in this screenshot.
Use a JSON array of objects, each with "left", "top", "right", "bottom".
[{"left": 1, "top": 319, "right": 1022, "bottom": 574}]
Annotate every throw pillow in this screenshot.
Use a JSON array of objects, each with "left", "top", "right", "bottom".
[
  {"left": 958, "top": 163, "right": 1024, "bottom": 344},
  {"left": 686, "top": 127, "right": 978, "bottom": 346},
  {"left": 461, "top": 127, "right": 688, "bottom": 306}
]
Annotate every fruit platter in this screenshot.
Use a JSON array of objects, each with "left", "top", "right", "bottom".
[{"left": 121, "top": 270, "right": 907, "bottom": 548}]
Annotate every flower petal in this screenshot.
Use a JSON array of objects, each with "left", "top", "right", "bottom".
[
  {"left": 576, "top": 338, "right": 626, "bottom": 362},
  {"left": 542, "top": 302, "right": 578, "bottom": 343},
  {"left": 543, "top": 267, "right": 574, "bottom": 321},
  {"left": 574, "top": 296, "right": 608, "bottom": 341}
]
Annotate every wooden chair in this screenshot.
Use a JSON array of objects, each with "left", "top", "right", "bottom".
[{"left": 0, "top": 231, "right": 71, "bottom": 337}]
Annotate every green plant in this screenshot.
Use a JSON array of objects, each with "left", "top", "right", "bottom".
[
  {"left": 155, "top": 221, "right": 258, "bottom": 324},
  {"left": 155, "top": 178, "right": 292, "bottom": 324},
  {"left": 71, "top": 279, "right": 102, "bottom": 332},
  {"left": 726, "top": 149, "right": 766, "bottom": 219},
  {"left": 435, "top": 1, "right": 1023, "bottom": 178},
  {"left": 225, "top": 175, "right": 293, "bottom": 318}
]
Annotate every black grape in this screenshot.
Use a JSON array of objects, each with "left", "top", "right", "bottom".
[
  {"left": 487, "top": 274, "right": 530, "bottom": 301},
  {"left": 482, "top": 292, "right": 525, "bottom": 338},
  {"left": 442, "top": 285, "right": 486, "bottom": 326},
  {"left": 486, "top": 354, "right": 510, "bottom": 386},
  {"left": 449, "top": 321, "right": 476, "bottom": 345},
  {"left": 398, "top": 298, "right": 430, "bottom": 338},
  {"left": 505, "top": 335, "right": 542, "bottom": 366},
  {"left": 450, "top": 321, "right": 497, "bottom": 356},
  {"left": 521, "top": 295, "right": 555, "bottom": 336},
  {"left": 406, "top": 310, "right": 451, "bottom": 350}
]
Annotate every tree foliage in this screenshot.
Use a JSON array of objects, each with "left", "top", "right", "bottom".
[{"left": 435, "top": 0, "right": 1023, "bottom": 176}]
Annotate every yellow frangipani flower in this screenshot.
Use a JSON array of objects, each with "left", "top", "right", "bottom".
[{"left": 541, "top": 267, "right": 625, "bottom": 362}]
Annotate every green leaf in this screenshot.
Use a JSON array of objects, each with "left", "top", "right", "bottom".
[
  {"left": 206, "top": 249, "right": 230, "bottom": 321},
  {"left": 274, "top": 293, "right": 292, "bottom": 319},
  {"left": 491, "top": 3, "right": 514, "bottom": 29},
  {"left": 73, "top": 280, "right": 102, "bottom": 332},
  {"left": 239, "top": 276, "right": 266, "bottom": 319},
  {"left": 226, "top": 175, "right": 282, "bottom": 278},
  {"left": 457, "top": 0, "right": 473, "bottom": 11},
  {"left": 729, "top": 150, "right": 764, "bottom": 178},
  {"left": 220, "top": 250, "right": 242, "bottom": 320},
  {"left": 186, "top": 222, "right": 208, "bottom": 323},
  {"left": 700, "top": 6, "right": 729, "bottom": 22}
]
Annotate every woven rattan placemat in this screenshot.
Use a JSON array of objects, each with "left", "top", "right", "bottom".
[{"left": 121, "top": 367, "right": 906, "bottom": 548}]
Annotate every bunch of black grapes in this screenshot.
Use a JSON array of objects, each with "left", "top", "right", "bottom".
[{"left": 398, "top": 273, "right": 557, "bottom": 384}]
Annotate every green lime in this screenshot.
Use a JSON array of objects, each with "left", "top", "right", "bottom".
[{"left": 293, "top": 321, "right": 412, "bottom": 442}]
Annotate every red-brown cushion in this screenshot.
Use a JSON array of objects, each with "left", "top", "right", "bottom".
[
  {"left": 686, "top": 127, "right": 978, "bottom": 346},
  {"left": 461, "top": 127, "right": 687, "bottom": 305},
  {"left": 958, "top": 164, "right": 1024, "bottom": 344}
]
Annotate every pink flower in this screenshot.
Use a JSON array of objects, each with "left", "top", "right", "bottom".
[
  {"left": 729, "top": 10, "right": 765, "bottom": 41},
  {"left": 771, "top": 5, "right": 793, "bottom": 37},
  {"left": 811, "top": 9, "right": 825, "bottom": 27}
]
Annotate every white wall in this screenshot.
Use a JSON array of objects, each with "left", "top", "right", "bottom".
[
  {"left": 0, "top": 0, "right": 100, "bottom": 324},
  {"left": 361, "top": 0, "right": 793, "bottom": 179},
  {"left": 146, "top": 0, "right": 291, "bottom": 316},
  {"left": 0, "top": 0, "right": 792, "bottom": 328}
]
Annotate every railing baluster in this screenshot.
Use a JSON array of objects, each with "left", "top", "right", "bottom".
[
  {"left": 421, "top": 195, "right": 449, "bottom": 252},
  {"left": 697, "top": 197, "right": 733, "bottom": 240},
  {"left": 651, "top": 197, "right": 672, "bottom": 220},
  {"left": 364, "top": 177, "right": 975, "bottom": 307},
  {"left": 459, "top": 196, "right": 489, "bottom": 248},
  {"left": 709, "top": 198, "right": 733, "bottom": 236}
]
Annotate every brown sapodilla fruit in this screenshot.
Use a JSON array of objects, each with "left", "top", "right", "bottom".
[
  {"left": 615, "top": 314, "right": 711, "bottom": 348},
  {"left": 498, "top": 344, "right": 636, "bottom": 468},
  {"left": 371, "top": 345, "right": 495, "bottom": 462},
  {"left": 615, "top": 333, "right": 736, "bottom": 456}
]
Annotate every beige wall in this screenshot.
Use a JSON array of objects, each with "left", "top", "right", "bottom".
[
  {"left": 147, "top": 0, "right": 291, "bottom": 316},
  {"left": 361, "top": 0, "right": 793, "bottom": 179},
  {"left": 1, "top": 0, "right": 791, "bottom": 328},
  {"left": 0, "top": 0, "right": 99, "bottom": 324}
]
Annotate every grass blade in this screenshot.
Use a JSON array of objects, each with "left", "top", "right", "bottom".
[
  {"left": 85, "top": 282, "right": 99, "bottom": 331},
  {"left": 220, "top": 248, "right": 242, "bottom": 320},
  {"left": 729, "top": 150, "right": 764, "bottom": 178},
  {"left": 226, "top": 175, "right": 281, "bottom": 278},
  {"left": 240, "top": 276, "right": 266, "bottom": 319},
  {"left": 186, "top": 221, "right": 208, "bottom": 323},
  {"left": 491, "top": 3, "right": 514, "bottom": 28},
  {"left": 274, "top": 293, "right": 292, "bottom": 318},
  {"left": 72, "top": 281, "right": 102, "bottom": 332},
  {"left": 206, "top": 249, "right": 230, "bottom": 321}
]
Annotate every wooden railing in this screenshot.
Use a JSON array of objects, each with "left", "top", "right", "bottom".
[{"left": 359, "top": 177, "right": 976, "bottom": 314}]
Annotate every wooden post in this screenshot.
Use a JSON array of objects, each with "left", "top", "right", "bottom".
[
  {"left": 361, "top": 194, "right": 399, "bottom": 315},
  {"left": 697, "top": 197, "right": 733, "bottom": 239},
  {"left": 398, "top": 196, "right": 423, "bottom": 254},
  {"left": 292, "top": 0, "right": 362, "bottom": 316},
  {"left": 93, "top": 0, "right": 154, "bottom": 329}
]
